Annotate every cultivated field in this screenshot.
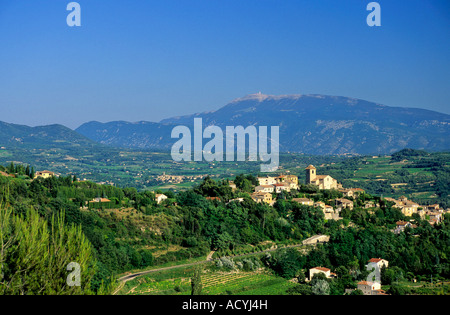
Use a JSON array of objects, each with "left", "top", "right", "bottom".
[{"left": 119, "top": 266, "right": 297, "bottom": 295}]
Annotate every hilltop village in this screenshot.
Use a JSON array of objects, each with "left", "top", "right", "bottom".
[
  {"left": 25, "top": 164, "right": 450, "bottom": 228},
  {"left": 249, "top": 165, "right": 448, "bottom": 227},
  {"left": 7, "top": 162, "right": 448, "bottom": 230},
  {"left": 1, "top": 159, "right": 450, "bottom": 296}
]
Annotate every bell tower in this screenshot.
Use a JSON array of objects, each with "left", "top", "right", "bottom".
[{"left": 305, "top": 165, "right": 316, "bottom": 184}]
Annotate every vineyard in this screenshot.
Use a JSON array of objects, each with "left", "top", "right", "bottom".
[{"left": 120, "top": 267, "right": 296, "bottom": 295}]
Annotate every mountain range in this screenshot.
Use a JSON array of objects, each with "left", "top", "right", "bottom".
[
  {"left": 0, "top": 121, "right": 98, "bottom": 150},
  {"left": 1, "top": 94, "right": 449, "bottom": 155},
  {"left": 75, "top": 94, "right": 450, "bottom": 155}
]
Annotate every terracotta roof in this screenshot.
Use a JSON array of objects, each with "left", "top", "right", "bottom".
[
  {"left": 368, "top": 258, "right": 383, "bottom": 263},
  {"left": 305, "top": 165, "right": 316, "bottom": 170},
  {"left": 274, "top": 183, "right": 289, "bottom": 187}
]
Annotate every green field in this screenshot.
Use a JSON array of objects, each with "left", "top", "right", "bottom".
[{"left": 119, "top": 266, "right": 296, "bottom": 295}]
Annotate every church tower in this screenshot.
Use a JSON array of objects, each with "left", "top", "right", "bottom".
[{"left": 305, "top": 165, "right": 316, "bottom": 184}]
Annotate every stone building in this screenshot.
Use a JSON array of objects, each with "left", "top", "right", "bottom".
[{"left": 305, "top": 165, "right": 340, "bottom": 190}]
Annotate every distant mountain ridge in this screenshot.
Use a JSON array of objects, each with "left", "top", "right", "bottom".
[
  {"left": 76, "top": 94, "right": 450, "bottom": 155},
  {"left": 0, "top": 121, "right": 100, "bottom": 150},
  {"left": 74, "top": 120, "right": 175, "bottom": 150}
]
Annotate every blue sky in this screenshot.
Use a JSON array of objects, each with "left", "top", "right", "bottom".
[{"left": 0, "top": 0, "right": 449, "bottom": 129}]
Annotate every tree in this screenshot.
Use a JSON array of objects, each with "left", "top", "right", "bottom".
[
  {"left": 311, "top": 273, "right": 330, "bottom": 295},
  {"left": 7, "top": 162, "right": 14, "bottom": 174},
  {"left": 25, "top": 165, "right": 30, "bottom": 178},
  {"left": 0, "top": 205, "right": 98, "bottom": 295},
  {"left": 271, "top": 248, "right": 305, "bottom": 279},
  {"left": 191, "top": 267, "right": 203, "bottom": 295},
  {"left": 213, "top": 232, "right": 233, "bottom": 251}
]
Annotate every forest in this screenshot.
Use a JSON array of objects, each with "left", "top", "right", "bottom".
[{"left": 0, "top": 157, "right": 449, "bottom": 295}]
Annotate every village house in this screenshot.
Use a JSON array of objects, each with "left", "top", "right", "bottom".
[
  {"left": 255, "top": 185, "right": 275, "bottom": 193},
  {"left": 90, "top": 197, "right": 111, "bottom": 203},
  {"left": 427, "top": 211, "right": 442, "bottom": 225},
  {"left": 313, "top": 201, "right": 326, "bottom": 209},
  {"left": 305, "top": 165, "right": 341, "bottom": 190},
  {"left": 325, "top": 210, "right": 341, "bottom": 221},
  {"left": 276, "top": 174, "right": 298, "bottom": 185},
  {"left": 286, "top": 181, "right": 299, "bottom": 190},
  {"left": 364, "top": 201, "right": 380, "bottom": 209},
  {"left": 339, "top": 188, "right": 354, "bottom": 198},
  {"left": 155, "top": 194, "right": 168, "bottom": 204},
  {"left": 426, "top": 204, "right": 440, "bottom": 211},
  {"left": 357, "top": 281, "right": 386, "bottom": 295},
  {"left": 292, "top": 198, "right": 314, "bottom": 206},
  {"left": 309, "top": 267, "right": 337, "bottom": 281},
  {"left": 276, "top": 174, "right": 299, "bottom": 190},
  {"left": 313, "top": 202, "right": 339, "bottom": 220},
  {"left": 251, "top": 192, "right": 273, "bottom": 205},
  {"left": 88, "top": 197, "right": 113, "bottom": 209},
  {"left": 333, "top": 198, "right": 354, "bottom": 210},
  {"left": 367, "top": 258, "right": 389, "bottom": 270},
  {"left": 34, "top": 170, "right": 56, "bottom": 179},
  {"left": 302, "top": 234, "right": 330, "bottom": 245},
  {"left": 413, "top": 203, "right": 448, "bottom": 225},
  {"left": 257, "top": 176, "right": 277, "bottom": 186},
  {"left": 394, "top": 221, "right": 414, "bottom": 234},
  {"left": 385, "top": 196, "right": 420, "bottom": 217},
  {"left": 257, "top": 174, "right": 299, "bottom": 192},
  {"left": 228, "top": 181, "right": 237, "bottom": 191},
  {"left": 339, "top": 188, "right": 366, "bottom": 198},
  {"left": 273, "top": 182, "right": 291, "bottom": 193}
]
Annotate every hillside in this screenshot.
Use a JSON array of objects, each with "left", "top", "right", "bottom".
[
  {"left": 0, "top": 121, "right": 100, "bottom": 150},
  {"left": 76, "top": 94, "right": 450, "bottom": 155}
]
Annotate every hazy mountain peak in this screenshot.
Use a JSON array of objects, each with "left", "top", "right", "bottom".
[
  {"left": 231, "top": 93, "right": 309, "bottom": 103},
  {"left": 76, "top": 94, "right": 450, "bottom": 155}
]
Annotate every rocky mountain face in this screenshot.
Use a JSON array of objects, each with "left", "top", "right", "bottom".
[{"left": 76, "top": 94, "right": 450, "bottom": 155}]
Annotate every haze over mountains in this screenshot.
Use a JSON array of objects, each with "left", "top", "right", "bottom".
[
  {"left": 1, "top": 94, "right": 449, "bottom": 155},
  {"left": 75, "top": 94, "right": 450, "bottom": 155}
]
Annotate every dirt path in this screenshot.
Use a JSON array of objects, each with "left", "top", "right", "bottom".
[
  {"left": 113, "top": 241, "right": 320, "bottom": 295},
  {"left": 206, "top": 251, "right": 215, "bottom": 261}
]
